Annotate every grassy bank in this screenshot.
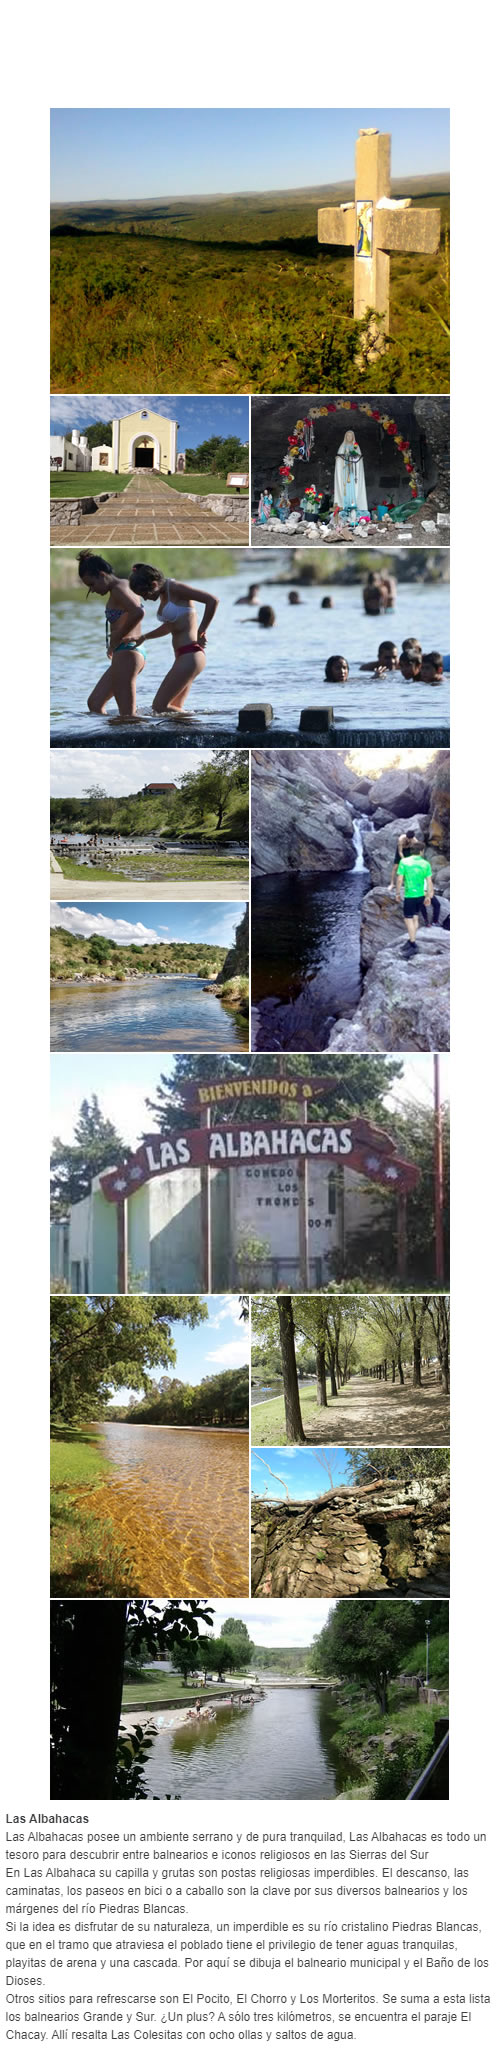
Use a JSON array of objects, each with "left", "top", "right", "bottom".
[
  {"left": 50, "top": 1426, "right": 130, "bottom": 1597},
  {"left": 122, "top": 1672, "right": 243, "bottom": 1707},
  {"left": 163, "top": 474, "right": 246, "bottom": 496},
  {"left": 50, "top": 929, "right": 227, "bottom": 983},
  {"left": 50, "top": 473, "right": 129, "bottom": 498},
  {"left": 322, "top": 1638, "right": 449, "bottom": 1798},
  {"left": 54, "top": 851, "right": 248, "bottom": 885}
]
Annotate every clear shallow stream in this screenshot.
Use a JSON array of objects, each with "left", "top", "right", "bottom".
[{"left": 50, "top": 974, "right": 248, "bottom": 1051}]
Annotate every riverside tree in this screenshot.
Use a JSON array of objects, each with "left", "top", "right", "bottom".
[
  {"left": 51, "top": 1600, "right": 214, "bottom": 1798},
  {"left": 50, "top": 1295, "right": 208, "bottom": 1423},
  {"left": 311, "top": 1602, "right": 424, "bottom": 1714}
]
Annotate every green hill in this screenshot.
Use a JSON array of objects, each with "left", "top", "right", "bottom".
[{"left": 50, "top": 927, "right": 226, "bottom": 984}]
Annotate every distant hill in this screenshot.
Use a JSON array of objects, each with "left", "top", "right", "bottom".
[{"left": 50, "top": 172, "right": 450, "bottom": 231}]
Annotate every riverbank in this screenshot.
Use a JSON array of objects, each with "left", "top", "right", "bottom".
[{"left": 50, "top": 1421, "right": 250, "bottom": 1599}]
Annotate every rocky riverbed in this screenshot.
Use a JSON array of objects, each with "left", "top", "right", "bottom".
[{"left": 251, "top": 750, "right": 450, "bottom": 1051}]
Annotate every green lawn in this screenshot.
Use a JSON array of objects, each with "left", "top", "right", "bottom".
[
  {"left": 50, "top": 472, "right": 130, "bottom": 498},
  {"left": 50, "top": 1425, "right": 130, "bottom": 1597},
  {"left": 122, "top": 1672, "right": 240, "bottom": 1706},
  {"left": 252, "top": 1384, "right": 322, "bottom": 1447},
  {"left": 164, "top": 473, "right": 247, "bottom": 497},
  {"left": 54, "top": 852, "right": 248, "bottom": 884}
]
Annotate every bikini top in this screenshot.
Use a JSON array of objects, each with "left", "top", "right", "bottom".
[
  {"left": 159, "top": 580, "right": 191, "bottom": 625},
  {"left": 106, "top": 600, "right": 145, "bottom": 622}
]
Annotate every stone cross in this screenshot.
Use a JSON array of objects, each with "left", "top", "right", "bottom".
[{"left": 318, "top": 128, "right": 441, "bottom": 331}]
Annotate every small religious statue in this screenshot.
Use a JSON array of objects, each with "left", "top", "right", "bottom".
[
  {"left": 257, "top": 490, "right": 273, "bottom": 524},
  {"left": 334, "top": 428, "right": 369, "bottom": 521},
  {"left": 276, "top": 488, "right": 290, "bottom": 522}
]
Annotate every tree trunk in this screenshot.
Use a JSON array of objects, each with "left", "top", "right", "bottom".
[
  {"left": 316, "top": 1330, "right": 328, "bottom": 1408},
  {"left": 277, "top": 1297, "right": 305, "bottom": 1443},
  {"left": 397, "top": 1340, "right": 404, "bottom": 1386},
  {"left": 52, "top": 1602, "right": 126, "bottom": 1799},
  {"left": 413, "top": 1331, "right": 422, "bottom": 1387}
]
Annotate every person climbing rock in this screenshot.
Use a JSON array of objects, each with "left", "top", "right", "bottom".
[{"left": 395, "top": 839, "right": 433, "bottom": 958}]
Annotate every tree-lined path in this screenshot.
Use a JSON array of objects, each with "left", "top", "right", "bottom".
[
  {"left": 77, "top": 470, "right": 249, "bottom": 544},
  {"left": 253, "top": 1375, "right": 449, "bottom": 1447}
]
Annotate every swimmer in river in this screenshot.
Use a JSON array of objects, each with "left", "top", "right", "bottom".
[
  {"left": 129, "top": 564, "right": 218, "bottom": 714},
  {"left": 360, "top": 640, "right": 399, "bottom": 676},
  {"left": 240, "top": 604, "right": 276, "bottom": 628},
  {"left": 420, "top": 650, "right": 444, "bottom": 683},
  {"left": 234, "top": 583, "right": 260, "bottom": 605},
  {"left": 78, "top": 551, "right": 146, "bottom": 719},
  {"left": 325, "top": 656, "right": 349, "bottom": 683}
]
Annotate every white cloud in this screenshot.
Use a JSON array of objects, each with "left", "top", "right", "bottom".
[
  {"left": 50, "top": 904, "right": 164, "bottom": 946},
  {"left": 208, "top": 1298, "right": 244, "bottom": 1329},
  {"left": 49, "top": 747, "right": 226, "bottom": 798},
  {"left": 204, "top": 1339, "right": 249, "bottom": 1369},
  {"left": 201, "top": 1600, "right": 335, "bottom": 1648},
  {"left": 50, "top": 395, "right": 181, "bottom": 433}
]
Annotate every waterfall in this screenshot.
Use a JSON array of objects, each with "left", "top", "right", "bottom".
[{"left": 350, "top": 810, "right": 374, "bottom": 873}]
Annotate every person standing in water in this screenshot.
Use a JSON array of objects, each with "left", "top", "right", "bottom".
[
  {"left": 77, "top": 552, "right": 146, "bottom": 719},
  {"left": 130, "top": 565, "right": 218, "bottom": 713}
]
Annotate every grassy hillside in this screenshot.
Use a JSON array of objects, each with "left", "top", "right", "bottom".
[
  {"left": 51, "top": 781, "right": 248, "bottom": 846},
  {"left": 51, "top": 927, "right": 226, "bottom": 983},
  {"left": 50, "top": 192, "right": 450, "bottom": 393}
]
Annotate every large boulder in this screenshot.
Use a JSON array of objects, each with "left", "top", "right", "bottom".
[
  {"left": 251, "top": 750, "right": 356, "bottom": 874},
  {"left": 361, "top": 888, "right": 450, "bottom": 968},
  {"left": 363, "top": 815, "right": 429, "bottom": 888},
  {"left": 428, "top": 754, "right": 450, "bottom": 857},
  {"left": 328, "top": 930, "right": 450, "bottom": 1051},
  {"left": 368, "top": 768, "right": 431, "bottom": 818}
]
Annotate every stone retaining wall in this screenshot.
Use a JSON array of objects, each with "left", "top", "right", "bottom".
[{"left": 251, "top": 1473, "right": 450, "bottom": 1599}]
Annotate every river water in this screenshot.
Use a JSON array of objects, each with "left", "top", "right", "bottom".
[
  {"left": 251, "top": 815, "right": 373, "bottom": 1049},
  {"left": 50, "top": 974, "right": 248, "bottom": 1051},
  {"left": 139, "top": 1685, "right": 342, "bottom": 1799},
  {"left": 89, "top": 1422, "right": 249, "bottom": 1596},
  {"left": 50, "top": 568, "right": 449, "bottom": 736}
]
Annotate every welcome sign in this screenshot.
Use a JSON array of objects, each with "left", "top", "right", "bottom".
[{"left": 99, "top": 1119, "right": 421, "bottom": 1203}]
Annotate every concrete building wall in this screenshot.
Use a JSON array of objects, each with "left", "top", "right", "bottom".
[
  {"left": 91, "top": 444, "right": 112, "bottom": 471},
  {"left": 68, "top": 1195, "right": 93, "bottom": 1291},
  {"left": 50, "top": 434, "right": 91, "bottom": 473}
]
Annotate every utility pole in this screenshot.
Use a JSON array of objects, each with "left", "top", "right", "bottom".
[{"left": 434, "top": 1054, "right": 444, "bottom": 1285}]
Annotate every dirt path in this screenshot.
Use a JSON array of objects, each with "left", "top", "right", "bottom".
[
  {"left": 81, "top": 471, "right": 249, "bottom": 544},
  {"left": 299, "top": 1376, "right": 449, "bottom": 1445}
]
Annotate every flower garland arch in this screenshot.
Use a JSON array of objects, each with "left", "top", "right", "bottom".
[{"left": 278, "top": 399, "right": 419, "bottom": 500}]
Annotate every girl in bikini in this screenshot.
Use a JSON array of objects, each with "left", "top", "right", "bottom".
[
  {"left": 129, "top": 565, "right": 218, "bottom": 713},
  {"left": 77, "top": 551, "right": 146, "bottom": 718}
]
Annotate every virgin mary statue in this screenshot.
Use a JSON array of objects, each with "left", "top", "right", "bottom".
[{"left": 334, "top": 428, "right": 368, "bottom": 517}]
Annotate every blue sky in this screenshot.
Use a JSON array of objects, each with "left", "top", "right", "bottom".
[
  {"left": 50, "top": 747, "right": 225, "bottom": 798},
  {"left": 51, "top": 109, "right": 449, "bottom": 203},
  {"left": 49, "top": 394, "right": 249, "bottom": 452},
  {"left": 110, "top": 1293, "right": 248, "bottom": 1406},
  {"left": 252, "top": 1447, "right": 351, "bottom": 1502},
  {"left": 50, "top": 1052, "right": 449, "bottom": 1152},
  {"left": 50, "top": 900, "right": 243, "bottom": 949}
]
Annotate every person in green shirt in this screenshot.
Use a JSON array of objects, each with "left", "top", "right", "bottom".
[{"left": 396, "top": 841, "right": 433, "bottom": 958}]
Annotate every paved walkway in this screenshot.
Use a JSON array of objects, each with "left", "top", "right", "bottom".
[
  {"left": 50, "top": 872, "right": 248, "bottom": 903},
  {"left": 80, "top": 471, "right": 249, "bottom": 544}
]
